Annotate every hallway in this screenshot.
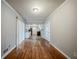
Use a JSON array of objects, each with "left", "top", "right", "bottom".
[
  {"left": 5, "top": 36, "right": 67, "bottom": 59},
  {"left": 1, "top": 0, "right": 77, "bottom": 59}
]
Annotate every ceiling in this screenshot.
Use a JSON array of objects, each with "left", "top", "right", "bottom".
[{"left": 6, "top": 0, "right": 65, "bottom": 24}]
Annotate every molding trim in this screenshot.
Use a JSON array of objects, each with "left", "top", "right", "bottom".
[
  {"left": 50, "top": 42, "right": 71, "bottom": 59},
  {"left": 1, "top": 45, "right": 16, "bottom": 59},
  {"left": 48, "top": 0, "right": 70, "bottom": 19},
  {"left": 2, "top": 0, "right": 26, "bottom": 23},
  {"left": 2, "top": 0, "right": 18, "bottom": 16}
]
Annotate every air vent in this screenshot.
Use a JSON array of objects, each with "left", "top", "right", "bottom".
[{"left": 3, "top": 48, "right": 8, "bottom": 54}]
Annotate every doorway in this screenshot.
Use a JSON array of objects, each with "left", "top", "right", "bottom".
[{"left": 17, "top": 19, "right": 25, "bottom": 47}]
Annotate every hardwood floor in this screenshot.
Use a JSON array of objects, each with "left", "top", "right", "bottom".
[{"left": 5, "top": 36, "right": 67, "bottom": 59}]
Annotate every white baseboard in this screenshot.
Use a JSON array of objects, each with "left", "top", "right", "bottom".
[
  {"left": 1, "top": 45, "right": 16, "bottom": 59},
  {"left": 49, "top": 42, "right": 71, "bottom": 59}
]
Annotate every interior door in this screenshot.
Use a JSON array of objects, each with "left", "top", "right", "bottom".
[{"left": 17, "top": 19, "right": 25, "bottom": 47}]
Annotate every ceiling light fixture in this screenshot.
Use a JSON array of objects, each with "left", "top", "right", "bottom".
[{"left": 33, "top": 8, "right": 39, "bottom": 13}]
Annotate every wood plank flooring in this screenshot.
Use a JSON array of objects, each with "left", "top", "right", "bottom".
[{"left": 5, "top": 36, "right": 67, "bottom": 59}]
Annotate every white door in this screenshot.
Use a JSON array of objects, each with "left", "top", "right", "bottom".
[
  {"left": 17, "top": 19, "right": 25, "bottom": 47},
  {"left": 32, "top": 26, "right": 37, "bottom": 35}
]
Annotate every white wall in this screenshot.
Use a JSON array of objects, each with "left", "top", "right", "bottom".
[
  {"left": 45, "top": 0, "right": 77, "bottom": 59},
  {"left": 1, "top": 1, "right": 25, "bottom": 57}
]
